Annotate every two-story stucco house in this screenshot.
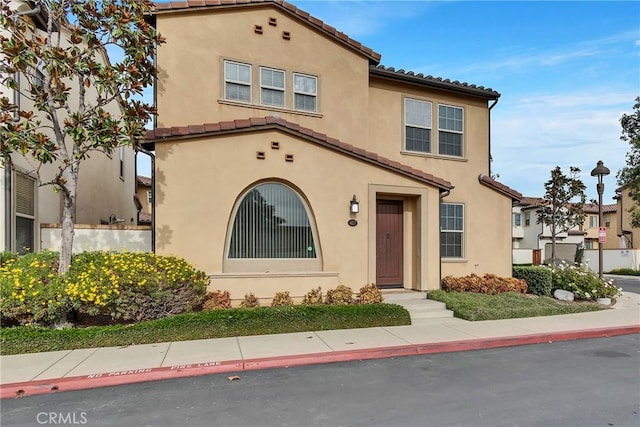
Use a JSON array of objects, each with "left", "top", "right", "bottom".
[
  {"left": 143, "top": 0, "right": 522, "bottom": 300},
  {"left": 1, "top": 0, "right": 138, "bottom": 254}
]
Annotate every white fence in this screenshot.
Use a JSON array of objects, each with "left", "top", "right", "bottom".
[
  {"left": 41, "top": 224, "right": 152, "bottom": 253},
  {"left": 514, "top": 247, "right": 640, "bottom": 272}
]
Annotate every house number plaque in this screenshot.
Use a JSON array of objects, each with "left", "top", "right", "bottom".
[{"left": 347, "top": 219, "right": 358, "bottom": 227}]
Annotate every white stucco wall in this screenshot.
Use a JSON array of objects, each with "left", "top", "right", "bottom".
[{"left": 41, "top": 224, "right": 151, "bottom": 253}]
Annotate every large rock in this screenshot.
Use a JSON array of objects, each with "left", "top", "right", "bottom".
[{"left": 554, "top": 289, "right": 574, "bottom": 302}]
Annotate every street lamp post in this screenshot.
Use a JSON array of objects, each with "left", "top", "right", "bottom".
[{"left": 590, "top": 160, "right": 610, "bottom": 278}]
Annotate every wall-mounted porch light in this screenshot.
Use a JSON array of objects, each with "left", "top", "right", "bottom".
[{"left": 350, "top": 195, "right": 359, "bottom": 214}]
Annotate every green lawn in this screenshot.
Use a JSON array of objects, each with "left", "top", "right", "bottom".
[
  {"left": 0, "top": 304, "right": 410, "bottom": 355},
  {"left": 427, "top": 290, "right": 605, "bottom": 321}
]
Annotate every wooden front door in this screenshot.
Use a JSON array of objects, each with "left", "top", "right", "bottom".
[{"left": 376, "top": 200, "right": 403, "bottom": 287}]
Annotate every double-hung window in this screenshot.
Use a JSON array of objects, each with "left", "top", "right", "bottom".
[
  {"left": 440, "top": 203, "right": 464, "bottom": 258},
  {"left": 293, "top": 73, "right": 317, "bottom": 112},
  {"left": 404, "top": 98, "right": 432, "bottom": 153},
  {"left": 15, "top": 172, "right": 36, "bottom": 254},
  {"left": 589, "top": 215, "right": 598, "bottom": 228},
  {"left": 513, "top": 212, "right": 521, "bottom": 227},
  {"left": 438, "top": 104, "right": 463, "bottom": 157},
  {"left": 224, "top": 60, "right": 251, "bottom": 102},
  {"left": 260, "top": 67, "right": 285, "bottom": 108}
]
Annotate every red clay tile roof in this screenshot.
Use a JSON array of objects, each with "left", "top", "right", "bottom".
[
  {"left": 137, "top": 175, "right": 152, "bottom": 187},
  {"left": 478, "top": 174, "right": 522, "bottom": 201},
  {"left": 516, "top": 197, "right": 545, "bottom": 208},
  {"left": 145, "top": 116, "right": 454, "bottom": 191},
  {"left": 581, "top": 203, "right": 617, "bottom": 214},
  {"left": 371, "top": 65, "right": 500, "bottom": 99},
  {"left": 151, "top": 0, "right": 381, "bottom": 64},
  {"left": 138, "top": 212, "right": 152, "bottom": 224}
]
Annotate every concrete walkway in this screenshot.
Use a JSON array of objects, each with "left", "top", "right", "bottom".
[{"left": 1, "top": 291, "right": 638, "bottom": 399}]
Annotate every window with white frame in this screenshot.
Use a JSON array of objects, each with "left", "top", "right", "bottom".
[
  {"left": 589, "top": 215, "right": 597, "bottom": 228},
  {"left": 146, "top": 190, "right": 152, "bottom": 205},
  {"left": 14, "top": 172, "right": 36, "bottom": 254},
  {"left": 513, "top": 212, "right": 521, "bottom": 227},
  {"left": 228, "top": 183, "right": 317, "bottom": 259},
  {"left": 440, "top": 203, "right": 464, "bottom": 258},
  {"left": 224, "top": 60, "right": 251, "bottom": 102},
  {"left": 438, "top": 104, "right": 463, "bottom": 157},
  {"left": 404, "top": 98, "right": 432, "bottom": 153},
  {"left": 524, "top": 211, "right": 531, "bottom": 226},
  {"left": 585, "top": 240, "right": 594, "bottom": 249},
  {"left": 119, "top": 146, "right": 124, "bottom": 179},
  {"left": 293, "top": 73, "right": 317, "bottom": 112},
  {"left": 260, "top": 67, "right": 285, "bottom": 107}
]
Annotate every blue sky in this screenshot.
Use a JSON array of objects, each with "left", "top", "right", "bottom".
[{"left": 141, "top": 0, "right": 639, "bottom": 203}]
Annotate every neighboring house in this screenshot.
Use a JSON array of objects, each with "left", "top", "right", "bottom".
[
  {"left": 615, "top": 184, "right": 638, "bottom": 249},
  {"left": 581, "top": 203, "right": 617, "bottom": 250},
  {"left": 512, "top": 197, "right": 585, "bottom": 261},
  {"left": 135, "top": 175, "right": 153, "bottom": 225},
  {"left": 0, "top": 0, "right": 137, "bottom": 254},
  {"left": 143, "top": 0, "right": 521, "bottom": 299}
]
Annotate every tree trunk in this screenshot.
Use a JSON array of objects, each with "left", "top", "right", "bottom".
[{"left": 58, "top": 167, "right": 78, "bottom": 275}]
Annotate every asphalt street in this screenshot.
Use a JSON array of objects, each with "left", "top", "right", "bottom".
[
  {"left": 608, "top": 275, "right": 640, "bottom": 294},
  {"left": 2, "top": 334, "right": 638, "bottom": 427}
]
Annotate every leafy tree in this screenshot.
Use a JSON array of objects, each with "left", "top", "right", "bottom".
[
  {"left": 0, "top": 0, "right": 164, "bottom": 273},
  {"left": 537, "top": 166, "right": 587, "bottom": 265},
  {"left": 617, "top": 97, "right": 640, "bottom": 227}
]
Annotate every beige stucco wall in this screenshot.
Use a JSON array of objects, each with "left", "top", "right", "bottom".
[
  {"left": 154, "top": 130, "right": 443, "bottom": 299},
  {"left": 617, "top": 188, "right": 638, "bottom": 249},
  {"left": 155, "top": 7, "right": 371, "bottom": 144},
  {"left": 152, "top": 3, "right": 516, "bottom": 297}
]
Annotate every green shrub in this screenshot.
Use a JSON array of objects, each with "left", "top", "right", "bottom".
[
  {"left": 240, "top": 293, "right": 260, "bottom": 308},
  {"left": 325, "top": 285, "right": 354, "bottom": 305},
  {"left": 65, "top": 251, "right": 208, "bottom": 322},
  {"left": 0, "top": 251, "right": 69, "bottom": 326},
  {"left": 271, "top": 291, "right": 294, "bottom": 306},
  {"left": 441, "top": 273, "right": 527, "bottom": 295},
  {"left": 513, "top": 266, "right": 553, "bottom": 296},
  {"left": 203, "top": 290, "right": 231, "bottom": 310},
  {"left": 549, "top": 261, "right": 621, "bottom": 301},
  {"left": 0, "top": 251, "right": 18, "bottom": 266},
  {"left": 607, "top": 268, "right": 640, "bottom": 276},
  {"left": 358, "top": 283, "right": 383, "bottom": 304},
  {"left": 302, "top": 287, "right": 323, "bottom": 305}
]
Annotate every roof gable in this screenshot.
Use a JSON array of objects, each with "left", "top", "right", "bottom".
[
  {"left": 145, "top": 116, "right": 453, "bottom": 192},
  {"left": 478, "top": 174, "right": 522, "bottom": 202},
  {"left": 151, "top": 0, "right": 381, "bottom": 64}
]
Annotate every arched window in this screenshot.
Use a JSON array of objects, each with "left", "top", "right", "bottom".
[{"left": 228, "top": 183, "right": 319, "bottom": 266}]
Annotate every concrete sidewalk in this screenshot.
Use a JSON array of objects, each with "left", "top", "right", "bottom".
[{"left": 1, "top": 291, "right": 639, "bottom": 399}]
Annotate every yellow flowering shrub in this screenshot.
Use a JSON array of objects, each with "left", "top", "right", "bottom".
[
  {"left": 0, "top": 251, "right": 208, "bottom": 327},
  {"left": 0, "top": 251, "right": 69, "bottom": 326},
  {"left": 66, "top": 251, "right": 209, "bottom": 322}
]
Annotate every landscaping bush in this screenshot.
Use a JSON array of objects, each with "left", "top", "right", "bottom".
[
  {"left": 549, "top": 261, "right": 621, "bottom": 301},
  {"left": 0, "top": 251, "right": 18, "bottom": 266},
  {"left": 240, "top": 293, "right": 260, "bottom": 308},
  {"left": 0, "top": 251, "right": 69, "bottom": 326},
  {"left": 271, "top": 291, "right": 294, "bottom": 306},
  {"left": 607, "top": 268, "right": 640, "bottom": 276},
  {"left": 513, "top": 266, "right": 553, "bottom": 296},
  {"left": 302, "top": 287, "right": 324, "bottom": 305},
  {"left": 358, "top": 283, "right": 383, "bottom": 304},
  {"left": 325, "top": 285, "right": 354, "bottom": 305},
  {"left": 441, "top": 273, "right": 527, "bottom": 295},
  {"left": 203, "top": 290, "right": 232, "bottom": 310}
]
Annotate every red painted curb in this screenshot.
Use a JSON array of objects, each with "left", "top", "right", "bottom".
[{"left": 2, "top": 326, "right": 638, "bottom": 399}]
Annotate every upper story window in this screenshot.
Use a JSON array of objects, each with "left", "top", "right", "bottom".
[
  {"left": 224, "top": 60, "right": 251, "bottom": 103},
  {"left": 260, "top": 67, "right": 285, "bottom": 108},
  {"left": 524, "top": 211, "right": 531, "bottom": 226},
  {"left": 513, "top": 212, "right": 521, "bottom": 227},
  {"left": 589, "top": 215, "right": 597, "bottom": 228},
  {"left": 404, "top": 98, "right": 432, "bottom": 153},
  {"left": 293, "top": 73, "right": 317, "bottom": 112},
  {"left": 118, "top": 146, "right": 125, "bottom": 179},
  {"left": 440, "top": 203, "right": 464, "bottom": 258},
  {"left": 438, "top": 104, "right": 463, "bottom": 157}
]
